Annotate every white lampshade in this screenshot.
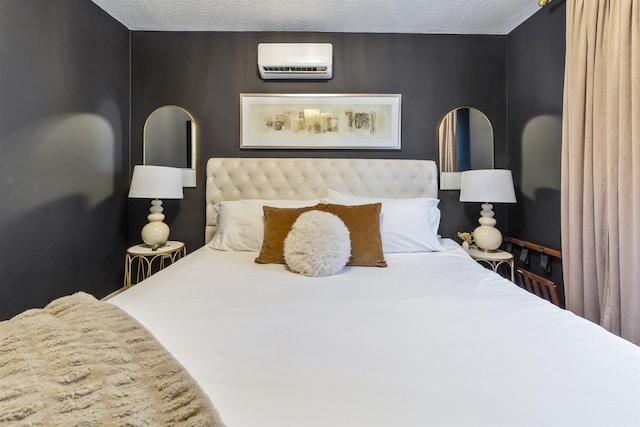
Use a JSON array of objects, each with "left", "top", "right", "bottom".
[
  {"left": 459, "top": 169, "right": 516, "bottom": 203},
  {"left": 128, "top": 165, "right": 183, "bottom": 199},
  {"left": 128, "top": 165, "right": 183, "bottom": 248},
  {"left": 459, "top": 169, "right": 516, "bottom": 252}
]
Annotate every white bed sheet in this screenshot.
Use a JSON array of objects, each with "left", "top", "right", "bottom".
[{"left": 109, "top": 239, "right": 640, "bottom": 427}]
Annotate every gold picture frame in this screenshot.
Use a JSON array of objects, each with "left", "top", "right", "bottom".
[{"left": 240, "top": 93, "right": 401, "bottom": 149}]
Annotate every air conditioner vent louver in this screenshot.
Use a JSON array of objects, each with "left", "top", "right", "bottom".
[
  {"left": 263, "top": 66, "right": 328, "bottom": 73},
  {"left": 258, "top": 43, "right": 333, "bottom": 80}
]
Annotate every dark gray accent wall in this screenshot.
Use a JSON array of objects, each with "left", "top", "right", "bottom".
[
  {"left": 0, "top": 0, "right": 130, "bottom": 319},
  {"left": 130, "top": 32, "right": 507, "bottom": 250},
  {"left": 0, "top": 2, "right": 564, "bottom": 319},
  {"left": 507, "top": 2, "right": 566, "bottom": 292}
]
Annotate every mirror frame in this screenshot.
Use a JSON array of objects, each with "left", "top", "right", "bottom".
[
  {"left": 143, "top": 105, "right": 197, "bottom": 188},
  {"left": 437, "top": 106, "right": 494, "bottom": 190}
]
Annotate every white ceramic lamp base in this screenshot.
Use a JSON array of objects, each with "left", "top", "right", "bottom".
[
  {"left": 141, "top": 199, "right": 170, "bottom": 248},
  {"left": 472, "top": 203, "right": 503, "bottom": 252}
]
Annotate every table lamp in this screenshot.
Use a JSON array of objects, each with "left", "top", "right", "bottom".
[
  {"left": 459, "top": 169, "right": 516, "bottom": 252},
  {"left": 128, "top": 165, "right": 183, "bottom": 249}
]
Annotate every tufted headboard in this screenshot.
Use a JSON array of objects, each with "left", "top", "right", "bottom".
[{"left": 205, "top": 158, "right": 438, "bottom": 243}]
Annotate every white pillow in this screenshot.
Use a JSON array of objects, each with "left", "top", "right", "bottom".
[
  {"left": 284, "top": 211, "right": 351, "bottom": 277},
  {"left": 208, "top": 199, "right": 319, "bottom": 251},
  {"left": 325, "top": 189, "right": 445, "bottom": 253}
]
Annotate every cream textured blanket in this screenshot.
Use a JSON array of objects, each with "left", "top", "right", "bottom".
[{"left": 0, "top": 292, "right": 224, "bottom": 426}]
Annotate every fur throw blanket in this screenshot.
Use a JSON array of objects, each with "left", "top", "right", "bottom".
[{"left": 0, "top": 292, "right": 224, "bottom": 426}]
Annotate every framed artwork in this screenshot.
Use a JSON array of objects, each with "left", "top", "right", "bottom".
[{"left": 240, "top": 93, "right": 401, "bottom": 149}]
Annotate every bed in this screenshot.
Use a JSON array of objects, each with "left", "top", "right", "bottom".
[{"left": 3, "top": 158, "right": 639, "bottom": 426}]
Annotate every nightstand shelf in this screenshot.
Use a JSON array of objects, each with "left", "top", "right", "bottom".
[
  {"left": 124, "top": 241, "right": 186, "bottom": 288},
  {"left": 467, "top": 246, "right": 515, "bottom": 282}
]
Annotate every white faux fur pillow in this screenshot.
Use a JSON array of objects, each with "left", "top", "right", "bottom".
[{"left": 283, "top": 211, "right": 351, "bottom": 277}]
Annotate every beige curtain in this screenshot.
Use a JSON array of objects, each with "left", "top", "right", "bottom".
[
  {"left": 438, "top": 111, "right": 457, "bottom": 172},
  {"left": 562, "top": 0, "right": 640, "bottom": 345}
]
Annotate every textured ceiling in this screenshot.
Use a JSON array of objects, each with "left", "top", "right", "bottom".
[{"left": 91, "top": 0, "right": 542, "bottom": 35}]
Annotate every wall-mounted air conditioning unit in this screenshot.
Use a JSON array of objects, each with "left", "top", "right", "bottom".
[{"left": 258, "top": 43, "right": 333, "bottom": 80}]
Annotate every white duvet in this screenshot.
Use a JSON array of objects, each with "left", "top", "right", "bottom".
[{"left": 110, "top": 239, "right": 640, "bottom": 427}]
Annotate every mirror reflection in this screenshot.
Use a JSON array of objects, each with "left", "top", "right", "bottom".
[
  {"left": 438, "top": 107, "right": 493, "bottom": 190},
  {"left": 144, "top": 105, "right": 197, "bottom": 187}
]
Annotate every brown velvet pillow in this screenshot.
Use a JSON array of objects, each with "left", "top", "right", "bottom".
[
  {"left": 316, "top": 203, "right": 387, "bottom": 267},
  {"left": 255, "top": 205, "right": 320, "bottom": 264}
]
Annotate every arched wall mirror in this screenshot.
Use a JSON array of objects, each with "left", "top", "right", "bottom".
[
  {"left": 144, "top": 105, "right": 197, "bottom": 187},
  {"left": 437, "top": 107, "right": 494, "bottom": 190}
]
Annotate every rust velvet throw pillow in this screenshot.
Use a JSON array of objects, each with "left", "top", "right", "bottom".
[
  {"left": 256, "top": 203, "right": 387, "bottom": 267},
  {"left": 316, "top": 203, "right": 387, "bottom": 267},
  {"left": 255, "top": 205, "right": 320, "bottom": 264}
]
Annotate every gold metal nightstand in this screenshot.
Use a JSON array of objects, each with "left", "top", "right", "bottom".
[
  {"left": 467, "top": 245, "right": 515, "bottom": 282},
  {"left": 124, "top": 241, "right": 186, "bottom": 288}
]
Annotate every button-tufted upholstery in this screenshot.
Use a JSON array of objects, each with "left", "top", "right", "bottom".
[{"left": 205, "top": 158, "right": 438, "bottom": 243}]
